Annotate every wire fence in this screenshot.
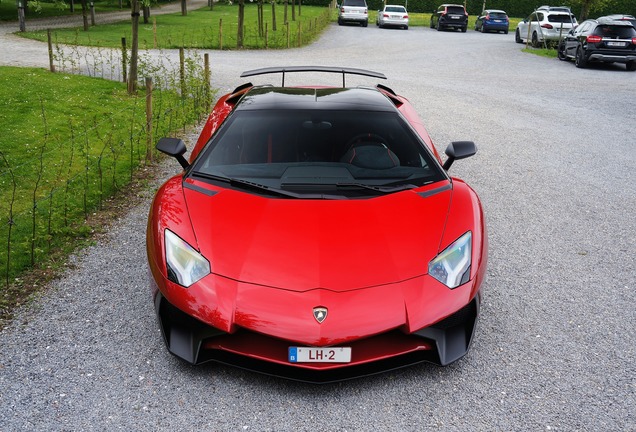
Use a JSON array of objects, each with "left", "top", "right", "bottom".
[{"left": 0, "top": 48, "right": 215, "bottom": 290}]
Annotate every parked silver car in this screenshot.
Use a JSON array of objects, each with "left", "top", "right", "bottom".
[
  {"left": 338, "top": 0, "right": 369, "bottom": 27},
  {"left": 376, "top": 5, "right": 409, "bottom": 29},
  {"left": 515, "top": 6, "right": 578, "bottom": 47}
]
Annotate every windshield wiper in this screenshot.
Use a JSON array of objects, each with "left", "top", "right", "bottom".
[
  {"left": 192, "top": 172, "right": 347, "bottom": 199},
  {"left": 335, "top": 182, "right": 420, "bottom": 194}
]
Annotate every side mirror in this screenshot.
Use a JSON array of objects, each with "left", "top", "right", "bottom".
[
  {"left": 156, "top": 137, "right": 189, "bottom": 169},
  {"left": 442, "top": 141, "right": 477, "bottom": 171}
]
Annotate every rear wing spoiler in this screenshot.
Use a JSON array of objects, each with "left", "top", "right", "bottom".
[{"left": 240, "top": 66, "right": 387, "bottom": 87}]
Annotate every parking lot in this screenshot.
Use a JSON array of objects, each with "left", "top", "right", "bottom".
[{"left": 1, "top": 23, "right": 635, "bottom": 430}]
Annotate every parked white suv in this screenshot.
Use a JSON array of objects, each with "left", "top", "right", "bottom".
[
  {"left": 515, "top": 6, "right": 578, "bottom": 47},
  {"left": 338, "top": 0, "right": 368, "bottom": 27}
]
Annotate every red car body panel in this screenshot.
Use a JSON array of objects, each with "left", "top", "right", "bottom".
[{"left": 147, "top": 68, "right": 487, "bottom": 382}]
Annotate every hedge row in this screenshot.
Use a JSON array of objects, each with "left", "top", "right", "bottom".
[{"left": 302, "top": 0, "right": 635, "bottom": 19}]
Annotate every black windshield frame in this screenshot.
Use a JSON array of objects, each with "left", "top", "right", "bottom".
[{"left": 189, "top": 108, "right": 447, "bottom": 197}]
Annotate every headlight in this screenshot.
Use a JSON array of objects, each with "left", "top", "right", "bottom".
[
  {"left": 428, "top": 231, "right": 471, "bottom": 289},
  {"left": 165, "top": 229, "right": 210, "bottom": 287}
]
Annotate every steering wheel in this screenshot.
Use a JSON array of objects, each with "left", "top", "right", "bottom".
[{"left": 344, "top": 133, "right": 388, "bottom": 150}]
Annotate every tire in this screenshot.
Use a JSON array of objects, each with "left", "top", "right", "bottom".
[
  {"left": 461, "top": 26, "right": 467, "bottom": 33},
  {"left": 338, "top": 17, "right": 343, "bottom": 26},
  {"left": 480, "top": 25, "right": 486, "bottom": 33},
  {"left": 626, "top": 61, "right": 636, "bottom": 71},
  {"left": 575, "top": 46, "right": 588, "bottom": 68},
  {"left": 362, "top": 20, "right": 368, "bottom": 27},
  {"left": 557, "top": 42, "right": 568, "bottom": 61},
  {"left": 531, "top": 32, "right": 539, "bottom": 48},
  {"left": 404, "top": 25, "right": 408, "bottom": 30},
  {"left": 436, "top": 21, "right": 442, "bottom": 31},
  {"left": 504, "top": 29, "right": 508, "bottom": 34},
  {"left": 515, "top": 29, "right": 523, "bottom": 44},
  {"left": 430, "top": 18, "right": 435, "bottom": 29}
]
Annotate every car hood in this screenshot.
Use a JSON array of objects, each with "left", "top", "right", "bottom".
[{"left": 183, "top": 179, "right": 452, "bottom": 292}]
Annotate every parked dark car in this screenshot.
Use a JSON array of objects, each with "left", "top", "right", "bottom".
[
  {"left": 557, "top": 17, "right": 636, "bottom": 70},
  {"left": 430, "top": 4, "right": 468, "bottom": 32},
  {"left": 474, "top": 9, "right": 509, "bottom": 34}
]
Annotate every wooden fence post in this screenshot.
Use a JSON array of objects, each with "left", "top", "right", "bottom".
[
  {"left": 204, "top": 53, "right": 211, "bottom": 109},
  {"left": 179, "top": 47, "right": 186, "bottom": 98},
  {"left": 145, "top": 77, "right": 153, "bottom": 162},
  {"left": 297, "top": 21, "right": 301, "bottom": 47},
  {"left": 153, "top": 17, "right": 157, "bottom": 48},
  {"left": 121, "top": 37, "right": 128, "bottom": 83},
  {"left": 47, "top": 29, "right": 56, "bottom": 73},
  {"left": 219, "top": 18, "right": 223, "bottom": 50}
]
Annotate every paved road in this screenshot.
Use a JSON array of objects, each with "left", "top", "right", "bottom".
[{"left": 1, "top": 17, "right": 635, "bottom": 431}]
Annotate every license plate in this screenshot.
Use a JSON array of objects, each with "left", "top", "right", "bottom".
[
  {"left": 288, "top": 347, "right": 352, "bottom": 363},
  {"left": 606, "top": 41, "right": 626, "bottom": 47},
  {"left": 451, "top": 16, "right": 459, "bottom": 19}
]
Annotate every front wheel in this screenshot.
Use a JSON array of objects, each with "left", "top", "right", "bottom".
[
  {"left": 575, "top": 46, "right": 588, "bottom": 68},
  {"left": 515, "top": 29, "right": 523, "bottom": 43},
  {"left": 557, "top": 42, "right": 568, "bottom": 61},
  {"left": 626, "top": 61, "right": 636, "bottom": 71}
]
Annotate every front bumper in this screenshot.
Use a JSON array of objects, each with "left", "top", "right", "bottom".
[{"left": 152, "top": 285, "right": 481, "bottom": 383}]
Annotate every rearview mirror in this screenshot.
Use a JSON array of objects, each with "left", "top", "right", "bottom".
[
  {"left": 443, "top": 141, "right": 477, "bottom": 170},
  {"left": 156, "top": 137, "right": 189, "bottom": 169}
]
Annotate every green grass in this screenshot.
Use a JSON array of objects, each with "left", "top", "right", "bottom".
[
  {"left": 0, "top": 0, "right": 125, "bottom": 21},
  {"left": 21, "top": 4, "right": 332, "bottom": 49},
  {"left": 0, "top": 65, "right": 208, "bottom": 319}
]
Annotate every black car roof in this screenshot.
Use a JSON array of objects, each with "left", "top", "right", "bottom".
[{"left": 234, "top": 86, "right": 399, "bottom": 113}]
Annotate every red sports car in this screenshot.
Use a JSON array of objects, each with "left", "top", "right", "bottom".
[{"left": 146, "top": 66, "right": 487, "bottom": 383}]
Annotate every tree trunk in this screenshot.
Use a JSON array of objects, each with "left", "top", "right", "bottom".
[
  {"left": 143, "top": 5, "right": 150, "bottom": 24},
  {"left": 80, "top": 0, "right": 89, "bottom": 31},
  {"left": 181, "top": 0, "right": 187, "bottom": 16}
]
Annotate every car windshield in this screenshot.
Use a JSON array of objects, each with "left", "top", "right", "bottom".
[
  {"left": 488, "top": 12, "right": 506, "bottom": 19},
  {"left": 190, "top": 109, "right": 446, "bottom": 197}
]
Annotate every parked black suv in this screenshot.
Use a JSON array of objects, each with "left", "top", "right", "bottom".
[
  {"left": 430, "top": 4, "right": 468, "bottom": 32},
  {"left": 558, "top": 18, "right": 636, "bottom": 71}
]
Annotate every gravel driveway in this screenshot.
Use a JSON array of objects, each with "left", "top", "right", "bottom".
[{"left": 1, "top": 19, "right": 635, "bottom": 431}]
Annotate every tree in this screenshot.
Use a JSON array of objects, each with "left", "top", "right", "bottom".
[{"left": 576, "top": 0, "right": 610, "bottom": 21}]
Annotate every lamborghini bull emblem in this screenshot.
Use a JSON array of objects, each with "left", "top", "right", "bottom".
[{"left": 313, "top": 307, "right": 328, "bottom": 324}]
